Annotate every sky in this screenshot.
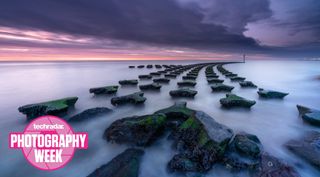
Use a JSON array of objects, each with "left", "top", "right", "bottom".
[{"left": 0, "top": 0, "right": 319, "bottom": 61}]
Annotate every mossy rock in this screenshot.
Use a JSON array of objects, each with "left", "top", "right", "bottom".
[
  {"left": 111, "top": 92, "right": 146, "bottom": 106},
  {"left": 206, "top": 74, "right": 219, "bottom": 79},
  {"left": 153, "top": 78, "right": 170, "bottom": 83},
  {"left": 165, "top": 74, "right": 177, "bottom": 78},
  {"left": 138, "top": 75, "right": 152, "bottom": 79},
  {"left": 220, "top": 94, "right": 256, "bottom": 108},
  {"left": 207, "top": 78, "right": 224, "bottom": 84},
  {"left": 225, "top": 73, "right": 237, "bottom": 77},
  {"left": 150, "top": 72, "right": 161, "bottom": 76},
  {"left": 104, "top": 113, "right": 167, "bottom": 146},
  {"left": 257, "top": 88, "right": 288, "bottom": 99},
  {"left": 119, "top": 79, "right": 138, "bottom": 85},
  {"left": 87, "top": 148, "right": 144, "bottom": 177},
  {"left": 139, "top": 83, "right": 161, "bottom": 91},
  {"left": 182, "top": 76, "right": 197, "bottom": 81},
  {"left": 211, "top": 83, "right": 234, "bottom": 92},
  {"left": 169, "top": 88, "right": 198, "bottom": 98},
  {"left": 177, "top": 81, "right": 196, "bottom": 87},
  {"left": 230, "top": 76, "right": 246, "bottom": 81},
  {"left": 155, "top": 102, "right": 194, "bottom": 122},
  {"left": 68, "top": 107, "right": 112, "bottom": 122},
  {"left": 89, "top": 85, "right": 119, "bottom": 95},
  {"left": 239, "top": 81, "right": 257, "bottom": 88},
  {"left": 18, "top": 97, "right": 78, "bottom": 120}
]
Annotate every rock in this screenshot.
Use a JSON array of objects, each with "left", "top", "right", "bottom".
[
  {"left": 225, "top": 73, "right": 238, "bottom": 77},
  {"left": 220, "top": 94, "right": 256, "bottom": 108},
  {"left": 137, "top": 65, "right": 144, "bottom": 68},
  {"left": 147, "top": 64, "right": 153, "bottom": 68},
  {"left": 18, "top": 97, "right": 78, "bottom": 120},
  {"left": 68, "top": 107, "right": 112, "bottom": 122},
  {"left": 207, "top": 78, "right": 224, "bottom": 84},
  {"left": 155, "top": 101, "right": 194, "bottom": 121},
  {"left": 111, "top": 92, "right": 146, "bottom": 106},
  {"left": 177, "top": 81, "right": 197, "bottom": 87},
  {"left": 87, "top": 148, "right": 144, "bottom": 177},
  {"left": 129, "top": 66, "right": 135, "bottom": 68},
  {"left": 223, "top": 133, "right": 262, "bottom": 170},
  {"left": 206, "top": 74, "right": 219, "bottom": 79},
  {"left": 165, "top": 74, "right": 177, "bottom": 78},
  {"left": 257, "top": 88, "right": 289, "bottom": 99},
  {"left": 139, "top": 83, "right": 161, "bottom": 91},
  {"left": 252, "top": 153, "right": 301, "bottom": 177},
  {"left": 286, "top": 131, "right": 320, "bottom": 168},
  {"left": 239, "top": 81, "right": 257, "bottom": 88},
  {"left": 169, "top": 88, "right": 198, "bottom": 98},
  {"left": 183, "top": 76, "right": 197, "bottom": 80},
  {"left": 296, "top": 105, "right": 320, "bottom": 126},
  {"left": 211, "top": 83, "right": 234, "bottom": 92},
  {"left": 153, "top": 78, "right": 170, "bottom": 83},
  {"left": 168, "top": 111, "right": 234, "bottom": 172},
  {"left": 138, "top": 75, "right": 152, "bottom": 79},
  {"left": 155, "top": 64, "right": 162, "bottom": 69},
  {"left": 89, "top": 85, "right": 119, "bottom": 95},
  {"left": 119, "top": 80, "right": 138, "bottom": 85},
  {"left": 150, "top": 72, "right": 161, "bottom": 76},
  {"left": 104, "top": 113, "right": 167, "bottom": 146},
  {"left": 230, "top": 76, "right": 246, "bottom": 81}
]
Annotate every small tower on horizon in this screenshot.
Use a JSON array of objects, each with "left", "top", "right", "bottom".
[{"left": 243, "top": 54, "right": 246, "bottom": 63}]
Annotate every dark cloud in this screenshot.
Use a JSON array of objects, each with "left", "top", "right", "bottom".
[{"left": 0, "top": 0, "right": 273, "bottom": 52}]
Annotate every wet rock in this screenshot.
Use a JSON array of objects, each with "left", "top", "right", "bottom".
[
  {"left": 220, "top": 94, "right": 256, "bottom": 108},
  {"left": 165, "top": 74, "right": 177, "bottom": 78},
  {"left": 183, "top": 76, "right": 197, "bottom": 80},
  {"left": 225, "top": 73, "right": 238, "bottom": 77},
  {"left": 207, "top": 78, "right": 224, "bottom": 84},
  {"left": 87, "top": 148, "right": 144, "bottom": 177},
  {"left": 206, "top": 74, "right": 219, "bottom": 79},
  {"left": 296, "top": 105, "right": 320, "bottom": 126},
  {"left": 153, "top": 78, "right": 170, "bottom": 83},
  {"left": 239, "top": 81, "right": 257, "bottom": 88},
  {"left": 230, "top": 76, "right": 246, "bottom": 81},
  {"left": 119, "top": 79, "right": 138, "bottom": 85},
  {"left": 139, "top": 83, "right": 161, "bottom": 91},
  {"left": 177, "top": 81, "right": 197, "bottom": 87},
  {"left": 170, "top": 88, "right": 198, "bottom": 98},
  {"left": 155, "top": 101, "right": 194, "bottom": 121},
  {"left": 89, "top": 85, "right": 119, "bottom": 95},
  {"left": 129, "top": 66, "right": 135, "bottom": 68},
  {"left": 146, "top": 64, "right": 153, "bottom": 68},
  {"left": 252, "top": 153, "right": 301, "bottom": 177},
  {"left": 155, "top": 64, "right": 162, "bottom": 69},
  {"left": 150, "top": 72, "right": 161, "bottom": 76},
  {"left": 286, "top": 131, "right": 320, "bottom": 168},
  {"left": 138, "top": 75, "right": 152, "bottom": 79},
  {"left": 104, "top": 113, "right": 167, "bottom": 146},
  {"left": 111, "top": 92, "right": 146, "bottom": 106},
  {"left": 18, "top": 97, "right": 78, "bottom": 120},
  {"left": 211, "top": 83, "right": 234, "bottom": 92},
  {"left": 137, "top": 65, "right": 144, "bottom": 68},
  {"left": 257, "top": 88, "right": 289, "bottom": 99},
  {"left": 68, "top": 107, "right": 112, "bottom": 122}
]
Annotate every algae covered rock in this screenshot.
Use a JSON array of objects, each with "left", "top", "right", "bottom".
[
  {"left": 111, "top": 92, "right": 146, "bottom": 106},
  {"left": 297, "top": 105, "right": 320, "bottom": 126},
  {"left": 230, "top": 76, "right": 246, "bottom": 81},
  {"left": 258, "top": 88, "right": 288, "bottom": 99},
  {"left": 211, "top": 83, "right": 234, "bottom": 92},
  {"left": 89, "top": 85, "right": 119, "bottom": 95},
  {"left": 119, "top": 79, "right": 138, "bottom": 85},
  {"left": 87, "top": 148, "right": 144, "bottom": 177},
  {"left": 104, "top": 113, "right": 167, "bottom": 146},
  {"left": 206, "top": 74, "right": 219, "bottom": 79},
  {"left": 169, "top": 88, "right": 198, "bottom": 98},
  {"left": 165, "top": 74, "right": 177, "bottom": 78},
  {"left": 153, "top": 78, "right": 170, "bottom": 83},
  {"left": 220, "top": 94, "right": 256, "bottom": 108},
  {"left": 138, "top": 74, "right": 152, "bottom": 79},
  {"left": 182, "top": 76, "right": 197, "bottom": 80},
  {"left": 18, "top": 97, "right": 78, "bottom": 120},
  {"left": 239, "top": 81, "right": 257, "bottom": 88},
  {"left": 286, "top": 131, "right": 320, "bottom": 168},
  {"left": 68, "top": 107, "right": 112, "bottom": 122},
  {"left": 150, "top": 72, "right": 161, "bottom": 76},
  {"left": 177, "top": 81, "right": 196, "bottom": 87},
  {"left": 252, "top": 153, "right": 300, "bottom": 177},
  {"left": 207, "top": 78, "right": 224, "bottom": 84},
  {"left": 139, "top": 83, "right": 161, "bottom": 91}
]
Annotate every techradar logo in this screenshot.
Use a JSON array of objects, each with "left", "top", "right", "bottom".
[{"left": 9, "top": 115, "right": 88, "bottom": 170}]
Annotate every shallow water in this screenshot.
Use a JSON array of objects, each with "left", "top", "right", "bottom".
[{"left": 0, "top": 60, "right": 319, "bottom": 177}]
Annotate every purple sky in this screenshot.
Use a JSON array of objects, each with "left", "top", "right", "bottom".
[{"left": 0, "top": 0, "right": 319, "bottom": 60}]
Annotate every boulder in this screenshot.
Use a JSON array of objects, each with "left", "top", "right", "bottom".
[
  {"left": 119, "top": 80, "right": 138, "bottom": 85},
  {"left": 139, "top": 83, "right": 161, "bottom": 91},
  {"left": 296, "top": 105, "right": 320, "bottom": 126},
  {"left": 104, "top": 113, "right": 167, "bottom": 146},
  {"left": 286, "top": 131, "right": 320, "bottom": 168},
  {"left": 252, "top": 153, "right": 300, "bottom": 177},
  {"left": 87, "top": 148, "right": 144, "bottom": 177},
  {"left": 239, "top": 81, "right": 257, "bottom": 88},
  {"left": 68, "top": 107, "right": 112, "bottom": 122},
  {"left": 89, "top": 85, "right": 119, "bottom": 95},
  {"left": 183, "top": 76, "right": 197, "bottom": 80},
  {"left": 207, "top": 78, "right": 224, "bottom": 84},
  {"left": 169, "top": 88, "right": 198, "bottom": 98},
  {"left": 153, "top": 78, "right": 170, "bottom": 83},
  {"left": 211, "top": 83, "right": 234, "bottom": 92},
  {"left": 155, "top": 101, "right": 194, "bottom": 121},
  {"left": 220, "top": 94, "right": 256, "bottom": 108},
  {"left": 111, "top": 92, "right": 146, "bottom": 106},
  {"left": 138, "top": 75, "right": 152, "bottom": 79},
  {"left": 257, "top": 88, "right": 289, "bottom": 99},
  {"left": 18, "top": 97, "right": 78, "bottom": 120},
  {"left": 177, "top": 81, "right": 197, "bottom": 87},
  {"left": 137, "top": 65, "right": 144, "bottom": 68},
  {"left": 230, "top": 76, "right": 246, "bottom": 81}
]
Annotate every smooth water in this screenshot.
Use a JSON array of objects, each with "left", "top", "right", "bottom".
[{"left": 0, "top": 60, "right": 319, "bottom": 177}]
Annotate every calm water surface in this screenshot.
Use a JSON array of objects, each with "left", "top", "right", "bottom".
[{"left": 0, "top": 60, "right": 319, "bottom": 177}]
